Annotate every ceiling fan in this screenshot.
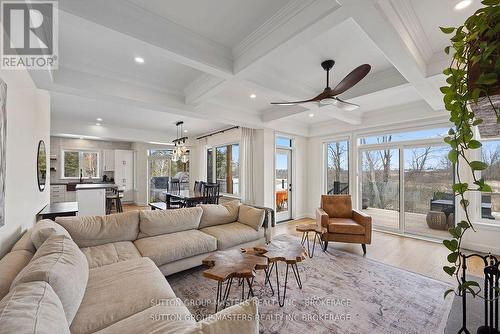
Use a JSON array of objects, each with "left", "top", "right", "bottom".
[{"left": 270, "top": 60, "right": 371, "bottom": 111}]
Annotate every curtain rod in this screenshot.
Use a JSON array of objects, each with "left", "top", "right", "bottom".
[{"left": 196, "top": 126, "right": 239, "bottom": 140}]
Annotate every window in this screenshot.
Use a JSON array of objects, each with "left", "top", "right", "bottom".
[
  {"left": 148, "top": 149, "right": 189, "bottom": 202},
  {"left": 326, "top": 140, "right": 349, "bottom": 194},
  {"left": 480, "top": 140, "right": 500, "bottom": 221},
  {"left": 359, "top": 128, "right": 450, "bottom": 145},
  {"left": 62, "top": 150, "right": 99, "bottom": 178},
  {"left": 276, "top": 136, "right": 292, "bottom": 148},
  {"left": 207, "top": 144, "right": 239, "bottom": 195}
]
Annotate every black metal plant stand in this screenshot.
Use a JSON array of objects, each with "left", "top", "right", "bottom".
[{"left": 459, "top": 253, "right": 499, "bottom": 334}]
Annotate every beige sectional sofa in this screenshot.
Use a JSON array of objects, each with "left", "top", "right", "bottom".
[{"left": 0, "top": 201, "right": 273, "bottom": 334}]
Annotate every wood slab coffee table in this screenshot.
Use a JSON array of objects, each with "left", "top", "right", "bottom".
[
  {"left": 251, "top": 234, "right": 307, "bottom": 307},
  {"left": 202, "top": 249, "right": 267, "bottom": 312}
]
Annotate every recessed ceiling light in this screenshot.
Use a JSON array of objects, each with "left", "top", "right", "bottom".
[
  {"left": 250, "top": 94, "right": 257, "bottom": 99},
  {"left": 454, "top": 0, "right": 472, "bottom": 10},
  {"left": 134, "top": 56, "right": 145, "bottom": 64},
  {"left": 308, "top": 113, "right": 314, "bottom": 118},
  {"left": 183, "top": 129, "right": 188, "bottom": 133},
  {"left": 95, "top": 123, "right": 101, "bottom": 126},
  {"left": 96, "top": 118, "right": 103, "bottom": 122}
]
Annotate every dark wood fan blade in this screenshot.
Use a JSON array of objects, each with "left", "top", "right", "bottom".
[
  {"left": 330, "top": 64, "right": 371, "bottom": 96},
  {"left": 270, "top": 98, "right": 317, "bottom": 105}
]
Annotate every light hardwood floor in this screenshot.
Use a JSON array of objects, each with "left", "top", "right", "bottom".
[{"left": 122, "top": 204, "right": 487, "bottom": 284}]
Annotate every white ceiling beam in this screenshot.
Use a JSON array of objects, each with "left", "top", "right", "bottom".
[
  {"left": 58, "top": 0, "right": 233, "bottom": 79},
  {"left": 364, "top": 0, "right": 444, "bottom": 110},
  {"left": 184, "top": 74, "right": 231, "bottom": 105},
  {"left": 51, "top": 119, "right": 175, "bottom": 144}
]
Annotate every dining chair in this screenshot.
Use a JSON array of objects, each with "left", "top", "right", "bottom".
[
  {"left": 202, "top": 183, "right": 220, "bottom": 204},
  {"left": 195, "top": 181, "right": 206, "bottom": 192},
  {"left": 166, "top": 178, "right": 184, "bottom": 209}
]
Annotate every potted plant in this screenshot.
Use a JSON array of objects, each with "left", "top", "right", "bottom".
[{"left": 439, "top": 0, "right": 499, "bottom": 330}]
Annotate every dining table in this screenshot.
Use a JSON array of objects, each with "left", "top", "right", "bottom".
[{"left": 163, "top": 189, "right": 213, "bottom": 208}]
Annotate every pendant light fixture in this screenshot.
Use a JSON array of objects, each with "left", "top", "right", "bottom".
[{"left": 172, "top": 121, "right": 189, "bottom": 163}]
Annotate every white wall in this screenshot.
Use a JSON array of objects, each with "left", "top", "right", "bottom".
[{"left": 0, "top": 69, "right": 50, "bottom": 257}]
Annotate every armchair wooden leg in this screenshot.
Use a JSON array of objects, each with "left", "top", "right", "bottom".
[
  {"left": 361, "top": 244, "right": 366, "bottom": 254},
  {"left": 322, "top": 240, "right": 328, "bottom": 251}
]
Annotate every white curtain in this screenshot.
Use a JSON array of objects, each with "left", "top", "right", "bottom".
[{"left": 240, "top": 127, "right": 254, "bottom": 204}]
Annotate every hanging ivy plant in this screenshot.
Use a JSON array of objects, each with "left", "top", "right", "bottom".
[{"left": 440, "top": 0, "right": 499, "bottom": 300}]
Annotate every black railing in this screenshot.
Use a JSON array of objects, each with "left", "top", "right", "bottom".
[{"left": 328, "top": 181, "right": 349, "bottom": 195}]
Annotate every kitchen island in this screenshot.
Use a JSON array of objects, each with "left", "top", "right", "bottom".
[{"left": 76, "top": 183, "right": 118, "bottom": 216}]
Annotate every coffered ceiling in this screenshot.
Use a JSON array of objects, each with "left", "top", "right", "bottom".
[{"left": 28, "top": 0, "right": 482, "bottom": 142}]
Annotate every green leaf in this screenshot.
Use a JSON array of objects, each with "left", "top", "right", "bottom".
[
  {"left": 440, "top": 27, "right": 455, "bottom": 34},
  {"left": 468, "top": 140, "right": 482, "bottom": 149},
  {"left": 448, "top": 150, "right": 459, "bottom": 163},
  {"left": 470, "top": 161, "right": 488, "bottom": 170},
  {"left": 443, "top": 266, "right": 456, "bottom": 276},
  {"left": 448, "top": 252, "right": 459, "bottom": 263},
  {"left": 482, "top": 0, "right": 499, "bottom": 5},
  {"left": 477, "top": 73, "right": 497, "bottom": 85},
  {"left": 472, "top": 118, "right": 483, "bottom": 126},
  {"left": 440, "top": 86, "right": 451, "bottom": 94},
  {"left": 452, "top": 183, "right": 468, "bottom": 194},
  {"left": 458, "top": 220, "right": 470, "bottom": 229},
  {"left": 444, "top": 289, "right": 455, "bottom": 299},
  {"left": 449, "top": 226, "right": 461, "bottom": 239},
  {"left": 443, "top": 239, "right": 458, "bottom": 251}
]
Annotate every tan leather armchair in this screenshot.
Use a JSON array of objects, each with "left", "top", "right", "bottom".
[{"left": 316, "top": 195, "right": 372, "bottom": 254}]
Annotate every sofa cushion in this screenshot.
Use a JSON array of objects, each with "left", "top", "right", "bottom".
[
  {"left": 11, "top": 230, "right": 36, "bottom": 254},
  {"left": 56, "top": 211, "right": 140, "bottom": 247},
  {"left": 238, "top": 205, "right": 265, "bottom": 231},
  {"left": 0, "top": 282, "right": 70, "bottom": 334},
  {"left": 321, "top": 194, "right": 352, "bottom": 218},
  {"left": 199, "top": 201, "right": 240, "bottom": 229},
  {"left": 134, "top": 230, "right": 217, "bottom": 267},
  {"left": 200, "top": 222, "right": 265, "bottom": 250},
  {"left": 70, "top": 257, "right": 176, "bottom": 334},
  {"left": 327, "top": 218, "right": 365, "bottom": 235},
  {"left": 31, "top": 219, "right": 72, "bottom": 249},
  {"left": 11, "top": 235, "right": 89, "bottom": 324},
  {"left": 138, "top": 207, "right": 203, "bottom": 238},
  {"left": 0, "top": 250, "right": 33, "bottom": 300},
  {"left": 196, "top": 297, "right": 259, "bottom": 334},
  {"left": 94, "top": 299, "right": 196, "bottom": 334},
  {"left": 80, "top": 241, "right": 142, "bottom": 269}
]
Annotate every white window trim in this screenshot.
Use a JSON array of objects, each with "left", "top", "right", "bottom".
[
  {"left": 206, "top": 142, "right": 240, "bottom": 197},
  {"left": 467, "top": 136, "right": 500, "bottom": 226},
  {"left": 60, "top": 149, "right": 101, "bottom": 180}
]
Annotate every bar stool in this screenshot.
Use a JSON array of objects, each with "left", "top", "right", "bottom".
[{"left": 106, "top": 188, "right": 123, "bottom": 214}]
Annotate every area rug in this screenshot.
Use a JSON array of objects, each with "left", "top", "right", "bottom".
[{"left": 168, "top": 236, "right": 454, "bottom": 334}]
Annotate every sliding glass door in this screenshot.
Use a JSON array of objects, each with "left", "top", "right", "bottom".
[
  {"left": 403, "top": 146, "right": 454, "bottom": 238},
  {"left": 361, "top": 148, "right": 400, "bottom": 231},
  {"left": 358, "top": 135, "right": 455, "bottom": 239}
]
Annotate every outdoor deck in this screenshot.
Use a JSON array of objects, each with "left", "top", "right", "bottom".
[{"left": 363, "top": 207, "right": 451, "bottom": 239}]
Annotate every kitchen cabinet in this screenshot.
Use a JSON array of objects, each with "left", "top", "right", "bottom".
[
  {"left": 103, "top": 149, "right": 115, "bottom": 171},
  {"left": 50, "top": 185, "right": 65, "bottom": 203},
  {"left": 50, "top": 185, "right": 77, "bottom": 203},
  {"left": 114, "top": 150, "right": 134, "bottom": 202}
]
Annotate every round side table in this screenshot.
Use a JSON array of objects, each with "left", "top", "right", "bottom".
[{"left": 295, "top": 224, "right": 326, "bottom": 258}]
